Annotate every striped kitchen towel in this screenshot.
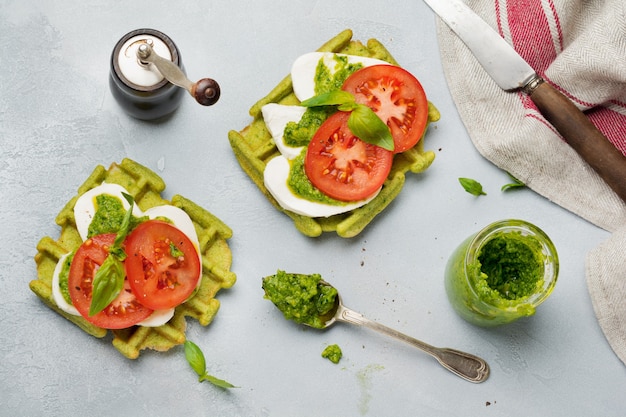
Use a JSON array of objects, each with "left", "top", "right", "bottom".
[{"left": 435, "top": 0, "right": 626, "bottom": 365}]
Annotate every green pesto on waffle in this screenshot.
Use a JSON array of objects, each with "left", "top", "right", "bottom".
[
  {"left": 30, "top": 158, "right": 236, "bottom": 359},
  {"left": 228, "top": 29, "right": 440, "bottom": 238}
]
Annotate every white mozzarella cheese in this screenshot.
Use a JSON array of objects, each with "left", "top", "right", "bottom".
[
  {"left": 261, "top": 103, "right": 307, "bottom": 160},
  {"left": 264, "top": 155, "right": 379, "bottom": 217},
  {"left": 137, "top": 308, "right": 175, "bottom": 327},
  {"left": 51, "top": 253, "right": 80, "bottom": 316}
]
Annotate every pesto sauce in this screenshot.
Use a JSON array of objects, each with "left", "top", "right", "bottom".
[
  {"left": 321, "top": 344, "right": 343, "bottom": 364},
  {"left": 477, "top": 235, "right": 542, "bottom": 300},
  {"left": 287, "top": 151, "right": 346, "bottom": 206},
  {"left": 262, "top": 270, "right": 338, "bottom": 329},
  {"left": 86, "top": 194, "right": 145, "bottom": 238},
  {"left": 283, "top": 107, "right": 335, "bottom": 147},
  {"left": 58, "top": 251, "right": 75, "bottom": 304},
  {"left": 314, "top": 55, "right": 364, "bottom": 95}
]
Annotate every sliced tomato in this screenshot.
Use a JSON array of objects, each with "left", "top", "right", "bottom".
[
  {"left": 124, "top": 220, "right": 201, "bottom": 310},
  {"left": 68, "top": 233, "right": 153, "bottom": 329},
  {"left": 304, "top": 112, "right": 393, "bottom": 201},
  {"left": 342, "top": 65, "right": 429, "bottom": 154}
]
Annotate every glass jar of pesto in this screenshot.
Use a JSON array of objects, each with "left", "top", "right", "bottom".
[{"left": 445, "top": 219, "right": 558, "bottom": 326}]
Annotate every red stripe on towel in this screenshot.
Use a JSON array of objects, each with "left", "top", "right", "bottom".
[
  {"left": 506, "top": 0, "right": 557, "bottom": 75},
  {"left": 501, "top": 0, "right": 626, "bottom": 156},
  {"left": 587, "top": 108, "right": 626, "bottom": 155}
]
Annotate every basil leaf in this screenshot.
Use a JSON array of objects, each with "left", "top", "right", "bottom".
[
  {"left": 501, "top": 173, "right": 526, "bottom": 191},
  {"left": 184, "top": 340, "right": 237, "bottom": 389},
  {"left": 184, "top": 340, "right": 207, "bottom": 377},
  {"left": 348, "top": 104, "right": 394, "bottom": 151},
  {"left": 88, "top": 255, "right": 125, "bottom": 316},
  {"left": 459, "top": 178, "right": 487, "bottom": 196},
  {"left": 300, "top": 90, "right": 355, "bottom": 107},
  {"left": 109, "top": 192, "right": 134, "bottom": 258},
  {"left": 199, "top": 374, "right": 237, "bottom": 389}
]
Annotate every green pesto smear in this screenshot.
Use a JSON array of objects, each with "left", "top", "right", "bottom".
[
  {"left": 283, "top": 54, "right": 364, "bottom": 148},
  {"left": 321, "top": 344, "right": 343, "bottom": 364},
  {"left": 58, "top": 252, "right": 75, "bottom": 304},
  {"left": 287, "top": 151, "right": 347, "bottom": 206},
  {"left": 315, "top": 55, "right": 364, "bottom": 95},
  {"left": 283, "top": 107, "right": 335, "bottom": 148},
  {"left": 262, "top": 270, "right": 338, "bottom": 329},
  {"left": 87, "top": 194, "right": 146, "bottom": 238}
]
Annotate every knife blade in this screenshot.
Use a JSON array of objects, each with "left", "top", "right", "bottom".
[{"left": 423, "top": 0, "right": 626, "bottom": 204}]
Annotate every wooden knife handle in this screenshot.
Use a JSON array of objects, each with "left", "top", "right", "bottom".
[{"left": 528, "top": 81, "right": 626, "bottom": 204}]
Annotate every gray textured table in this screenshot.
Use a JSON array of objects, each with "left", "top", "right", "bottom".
[{"left": 1, "top": 1, "right": 624, "bottom": 416}]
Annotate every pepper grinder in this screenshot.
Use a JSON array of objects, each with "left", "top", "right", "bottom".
[{"left": 109, "top": 28, "right": 220, "bottom": 120}]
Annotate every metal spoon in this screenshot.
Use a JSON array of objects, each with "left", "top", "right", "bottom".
[{"left": 315, "top": 281, "right": 490, "bottom": 383}]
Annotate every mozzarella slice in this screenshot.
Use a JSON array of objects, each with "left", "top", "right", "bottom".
[
  {"left": 137, "top": 308, "right": 175, "bottom": 327},
  {"left": 52, "top": 253, "right": 80, "bottom": 316},
  {"left": 262, "top": 103, "right": 307, "bottom": 160},
  {"left": 291, "top": 52, "right": 391, "bottom": 101},
  {"left": 74, "top": 183, "right": 143, "bottom": 241},
  {"left": 264, "top": 155, "right": 379, "bottom": 217}
]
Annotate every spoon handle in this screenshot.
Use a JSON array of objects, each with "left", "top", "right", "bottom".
[{"left": 336, "top": 305, "right": 489, "bottom": 383}]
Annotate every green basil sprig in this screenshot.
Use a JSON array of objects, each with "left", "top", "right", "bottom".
[
  {"left": 300, "top": 91, "right": 395, "bottom": 152},
  {"left": 184, "top": 340, "right": 237, "bottom": 389},
  {"left": 88, "top": 192, "right": 134, "bottom": 317},
  {"left": 459, "top": 177, "right": 487, "bottom": 196},
  {"left": 501, "top": 172, "right": 526, "bottom": 191}
]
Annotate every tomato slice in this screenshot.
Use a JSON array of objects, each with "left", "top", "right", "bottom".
[
  {"left": 68, "top": 233, "right": 153, "bottom": 329},
  {"left": 304, "top": 112, "right": 393, "bottom": 202},
  {"left": 342, "top": 65, "right": 429, "bottom": 154},
  {"left": 124, "top": 220, "right": 201, "bottom": 310}
]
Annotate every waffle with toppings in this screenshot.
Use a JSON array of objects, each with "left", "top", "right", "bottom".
[
  {"left": 30, "top": 158, "right": 236, "bottom": 359},
  {"left": 228, "top": 29, "right": 439, "bottom": 238}
]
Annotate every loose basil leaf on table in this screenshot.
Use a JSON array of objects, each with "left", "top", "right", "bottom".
[
  {"left": 184, "top": 341, "right": 237, "bottom": 389},
  {"left": 459, "top": 177, "right": 487, "bottom": 196},
  {"left": 501, "top": 173, "right": 526, "bottom": 191}
]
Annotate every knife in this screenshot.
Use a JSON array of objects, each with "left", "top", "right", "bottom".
[{"left": 423, "top": 0, "right": 626, "bottom": 204}]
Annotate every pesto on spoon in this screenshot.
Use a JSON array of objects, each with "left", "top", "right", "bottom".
[{"left": 262, "top": 270, "right": 490, "bottom": 383}]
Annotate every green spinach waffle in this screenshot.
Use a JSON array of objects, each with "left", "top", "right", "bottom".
[
  {"left": 228, "top": 29, "right": 440, "bottom": 238},
  {"left": 30, "top": 158, "right": 236, "bottom": 359}
]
